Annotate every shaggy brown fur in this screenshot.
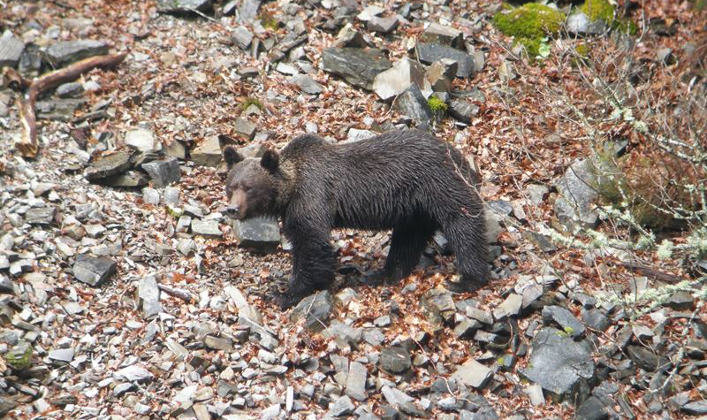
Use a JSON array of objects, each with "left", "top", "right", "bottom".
[{"left": 223, "top": 129, "right": 488, "bottom": 309}]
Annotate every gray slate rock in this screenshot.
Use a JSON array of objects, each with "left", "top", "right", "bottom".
[
  {"left": 393, "top": 84, "right": 432, "bottom": 126},
  {"left": 46, "top": 40, "right": 108, "bottom": 67},
  {"left": 328, "top": 395, "right": 355, "bottom": 417},
  {"left": 73, "top": 254, "right": 116, "bottom": 286},
  {"left": 290, "top": 290, "right": 333, "bottom": 332},
  {"left": 36, "top": 98, "right": 86, "bottom": 121},
  {"left": 321, "top": 48, "right": 392, "bottom": 90},
  {"left": 566, "top": 13, "right": 608, "bottom": 36},
  {"left": 554, "top": 159, "right": 599, "bottom": 226},
  {"left": 234, "top": 117, "right": 256, "bottom": 140},
  {"left": 380, "top": 346, "right": 411, "bottom": 374},
  {"left": 373, "top": 58, "right": 427, "bottom": 101},
  {"left": 0, "top": 30, "right": 25, "bottom": 68},
  {"left": 575, "top": 396, "right": 612, "bottom": 420},
  {"left": 416, "top": 42, "right": 475, "bottom": 78},
  {"left": 582, "top": 308, "right": 609, "bottom": 331},
  {"left": 25, "top": 206, "right": 56, "bottom": 225},
  {"left": 48, "top": 348, "right": 74, "bottom": 363},
  {"left": 85, "top": 150, "right": 133, "bottom": 181},
  {"left": 238, "top": 0, "right": 261, "bottom": 23},
  {"left": 626, "top": 345, "right": 665, "bottom": 371},
  {"left": 452, "top": 358, "right": 493, "bottom": 389},
  {"left": 521, "top": 327, "right": 594, "bottom": 398},
  {"left": 104, "top": 171, "right": 149, "bottom": 188},
  {"left": 0, "top": 275, "right": 13, "bottom": 294},
  {"left": 141, "top": 159, "right": 180, "bottom": 187},
  {"left": 420, "top": 23, "right": 464, "bottom": 49},
  {"left": 291, "top": 74, "right": 324, "bottom": 95},
  {"left": 493, "top": 293, "right": 522, "bottom": 320},
  {"left": 449, "top": 98, "right": 480, "bottom": 124},
  {"left": 156, "top": 0, "right": 212, "bottom": 13},
  {"left": 682, "top": 400, "right": 707, "bottom": 415},
  {"left": 233, "top": 218, "right": 280, "bottom": 248},
  {"left": 191, "top": 219, "right": 222, "bottom": 237},
  {"left": 367, "top": 16, "right": 399, "bottom": 34},
  {"left": 113, "top": 365, "right": 154, "bottom": 383},
  {"left": 125, "top": 128, "right": 160, "bottom": 153},
  {"left": 191, "top": 136, "right": 222, "bottom": 167},
  {"left": 541, "top": 305, "right": 585, "bottom": 337},
  {"left": 56, "top": 82, "right": 84, "bottom": 98},
  {"left": 345, "top": 361, "right": 368, "bottom": 401},
  {"left": 138, "top": 276, "right": 162, "bottom": 318},
  {"left": 232, "top": 27, "right": 253, "bottom": 50}
]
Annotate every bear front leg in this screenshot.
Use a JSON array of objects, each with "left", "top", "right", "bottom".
[
  {"left": 278, "top": 226, "right": 335, "bottom": 309},
  {"left": 441, "top": 213, "right": 489, "bottom": 292}
]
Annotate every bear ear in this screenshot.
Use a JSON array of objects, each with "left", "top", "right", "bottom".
[
  {"left": 260, "top": 149, "right": 279, "bottom": 173},
  {"left": 223, "top": 146, "right": 244, "bottom": 168}
]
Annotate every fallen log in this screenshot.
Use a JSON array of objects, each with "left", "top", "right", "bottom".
[{"left": 5, "top": 52, "right": 127, "bottom": 158}]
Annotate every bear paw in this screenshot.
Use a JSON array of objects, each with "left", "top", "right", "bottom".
[{"left": 360, "top": 269, "right": 396, "bottom": 286}]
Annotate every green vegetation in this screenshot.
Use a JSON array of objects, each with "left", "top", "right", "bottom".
[
  {"left": 241, "top": 96, "right": 264, "bottom": 111},
  {"left": 581, "top": 0, "right": 614, "bottom": 23},
  {"left": 5, "top": 342, "right": 32, "bottom": 370},
  {"left": 260, "top": 11, "right": 280, "bottom": 31},
  {"left": 493, "top": 3, "right": 565, "bottom": 58},
  {"left": 427, "top": 96, "right": 448, "bottom": 113},
  {"left": 581, "top": 0, "right": 638, "bottom": 35}
]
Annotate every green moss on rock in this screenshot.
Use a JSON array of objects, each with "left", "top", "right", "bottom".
[
  {"left": 493, "top": 3, "right": 565, "bottom": 39},
  {"left": 5, "top": 341, "right": 32, "bottom": 371},
  {"left": 493, "top": 3, "right": 565, "bottom": 57},
  {"left": 581, "top": 0, "right": 615, "bottom": 23},
  {"left": 427, "top": 96, "right": 448, "bottom": 113}
]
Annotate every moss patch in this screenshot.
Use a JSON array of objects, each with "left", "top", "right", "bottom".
[
  {"left": 581, "top": 0, "right": 637, "bottom": 35},
  {"left": 427, "top": 96, "right": 448, "bottom": 113},
  {"left": 581, "top": 0, "right": 615, "bottom": 22},
  {"left": 493, "top": 3, "right": 565, "bottom": 57},
  {"left": 241, "top": 97, "right": 264, "bottom": 111}
]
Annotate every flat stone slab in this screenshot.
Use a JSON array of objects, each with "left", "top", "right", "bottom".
[
  {"left": 24, "top": 206, "right": 56, "bottom": 225},
  {"left": 394, "top": 84, "right": 432, "bottom": 125},
  {"left": 415, "top": 42, "right": 475, "bottom": 78},
  {"left": 85, "top": 150, "right": 133, "bottom": 181},
  {"left": 141, "top": 159, "right": 181, "bottom": 187},
  {"left": 521, "top": 327, "right": 594, "bottom": 399},
  {"left": 191, "top": 219, "right": 222, "bottom": 237},
  {"left": 542, "top": 305, "right": 586, "bottom": 337},
  {"left": 73, "top": 254, "right": 116, "bottom": 287},
  {"left": 452, "top": 358, "right": 493, "bottom": 389},
  {"left": 233, "top": 218, "right": 280, "bottom": 248},
  {"left": 156, "top": 0, "right": 213, "bottom": 13},
  {"left": 46, "top": 40, "right": 109, "bottom": 67},
  {"left": 322, "top": 47, "right": 392, "bottom": 90},
  {"left": 380, "top": 346, "right": 411, "bottom": 374},
  {"left": 0, "top": 30, "right": 25, "bottom": 68},
  {"left": 290, "top": 291, "right": 333, "bottom": 332},
  {"left": 291, "top": 74, "right": 323, "bottom": 95},
  {"left": 554, "top": 159, "right": 599, "bottom": 226}
]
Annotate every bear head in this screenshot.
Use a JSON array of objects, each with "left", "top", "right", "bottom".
[{"left": 222, "top": 146, "right": 280, "bottom": 220}]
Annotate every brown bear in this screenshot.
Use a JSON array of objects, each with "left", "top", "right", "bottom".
[{"left": 222, "top": 129, "right": 488, "bottom": 309}]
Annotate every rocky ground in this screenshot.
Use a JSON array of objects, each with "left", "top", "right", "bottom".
[{"left": 0, "top": 0, "right": 705, "bottom": 419}]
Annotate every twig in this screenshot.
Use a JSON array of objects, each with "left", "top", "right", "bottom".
[
  {"left": 157, "top": 284, "right": 194, "bottom": 303},
  {"left": 7, "top": 52, "right": 127, "bottom": 158}
]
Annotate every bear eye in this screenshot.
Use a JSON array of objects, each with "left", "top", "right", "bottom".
[{"left": 241, "top": 184, "right": 251, "bottom": 192}]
